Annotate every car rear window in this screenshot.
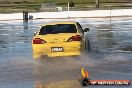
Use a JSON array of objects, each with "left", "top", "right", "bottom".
[{"left": 39, "top": 24, "right": 77, "bottom": 35}]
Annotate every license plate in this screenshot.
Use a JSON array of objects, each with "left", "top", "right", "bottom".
[{"left": 51, "top": 47, "right": 64, "bottom": 52}]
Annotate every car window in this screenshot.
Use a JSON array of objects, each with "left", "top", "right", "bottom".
[
  {"left": 39, "top": 24, "right": 77, "bottom": 35},
  {"left": 76, "top": 22, "right": 83, "bottom": 33}
]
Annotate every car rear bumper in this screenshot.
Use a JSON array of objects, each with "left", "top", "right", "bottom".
[{"left": 32, "top": 42, "right": 81, "bottom": 58}]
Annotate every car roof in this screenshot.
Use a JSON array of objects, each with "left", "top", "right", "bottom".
[{"left": 42, "top": 21, "right": 77, "bottom": 26}]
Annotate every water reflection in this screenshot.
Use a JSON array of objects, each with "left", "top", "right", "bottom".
[
  {"left": 0, "top": 20, "right": 34, "bottom": 59},
  {"left": 0, "top": 32, "right": 9, "bottom": 49},
  {"left": 23, "top": 21, "right": 28, "bottom": 30},
  {"left": 97, "top": 30, "right": 117, "bottom": 49},
  {"left": 87, "top": 18, "right": 132, "bottom": 53}
]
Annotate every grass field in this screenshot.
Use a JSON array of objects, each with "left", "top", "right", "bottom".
[{"left": 0, "top": 0, "right": 132, "bottom": 13}]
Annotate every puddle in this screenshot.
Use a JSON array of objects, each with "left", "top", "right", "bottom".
[{"left": 0, "top": 18, "right": 132, "bottom": 88}]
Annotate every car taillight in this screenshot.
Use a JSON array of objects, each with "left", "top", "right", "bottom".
[
  {"left": 33, "top": 38, "right": 47, "bottom": 44},
  {"left": 67, "top": 35, "right": 82, "bottom": 42}
]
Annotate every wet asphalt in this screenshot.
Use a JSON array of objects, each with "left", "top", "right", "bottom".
[{"left": 0, "top": 18, "right": 132, "bottom": 88}]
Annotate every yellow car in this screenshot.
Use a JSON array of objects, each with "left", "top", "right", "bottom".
[{"left": 32, "top": 21, "right": 90, "bottom": 58}]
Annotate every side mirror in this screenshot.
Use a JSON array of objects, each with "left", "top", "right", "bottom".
[
  {"left": 83, "top": 28, "right": 90, "bottom": 32},
  {"left": 34, "top": 31, "right": 38, "bottom": 36}
]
